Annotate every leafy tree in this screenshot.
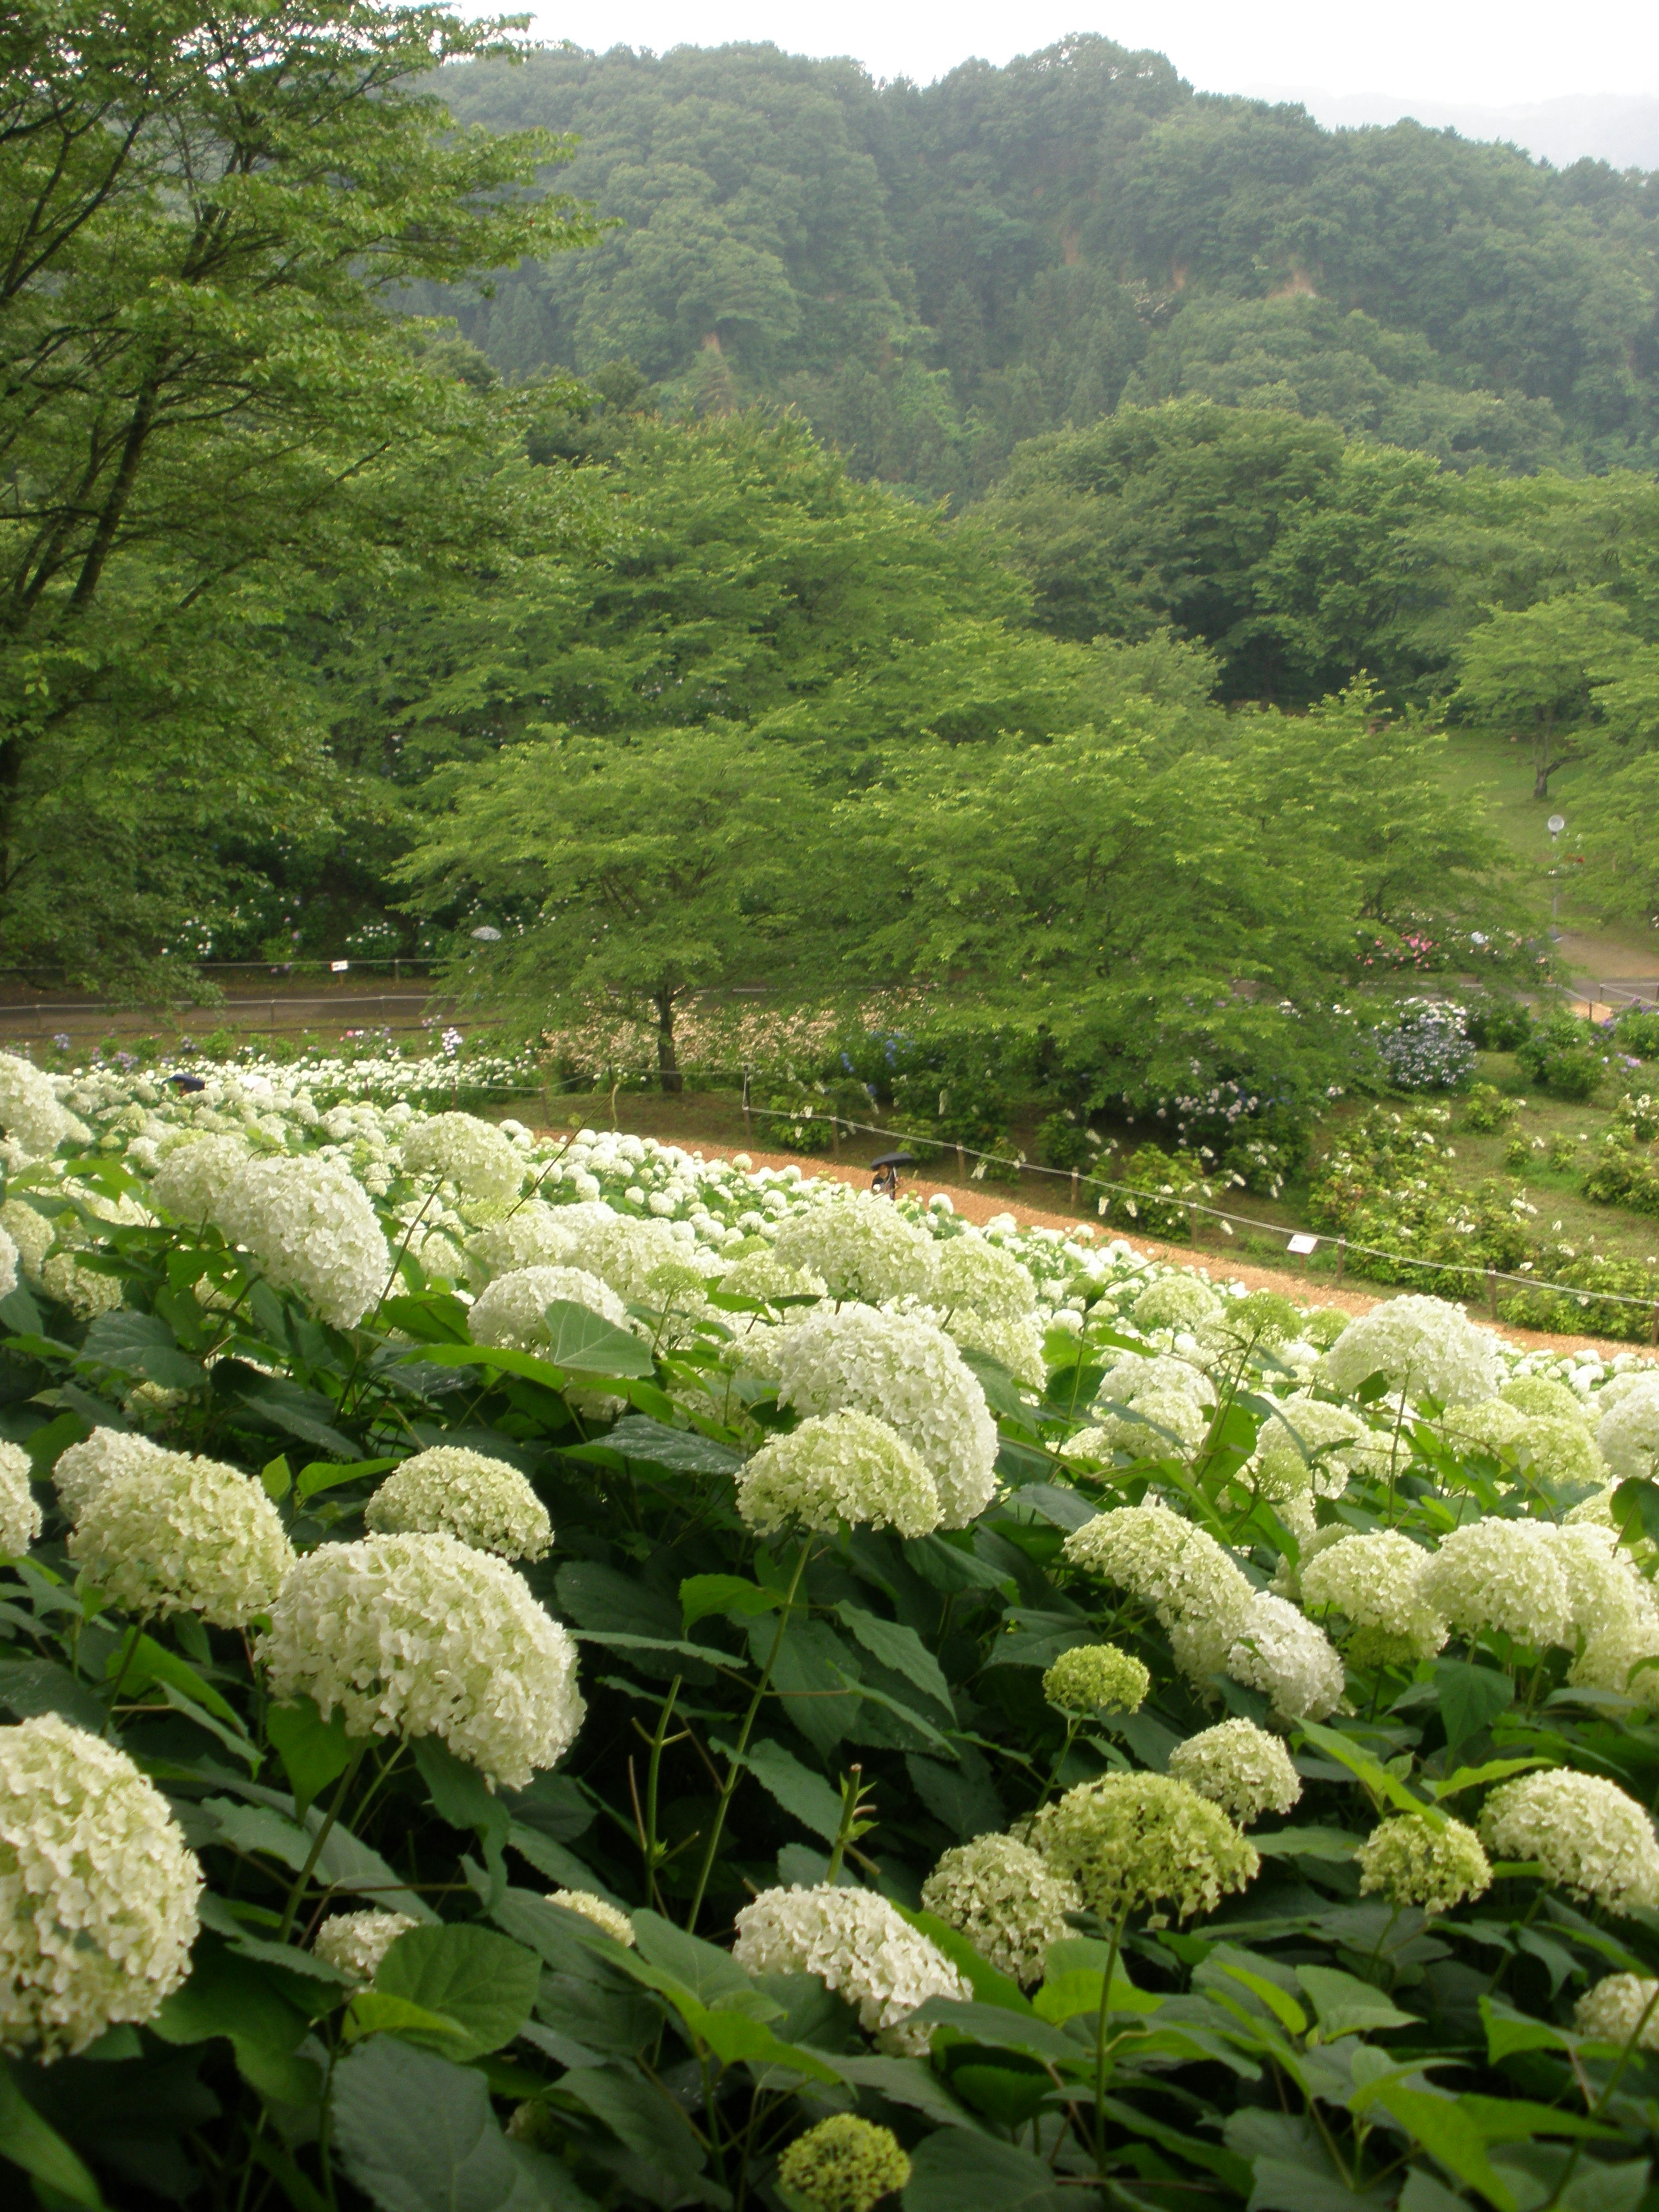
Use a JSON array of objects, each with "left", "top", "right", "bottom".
[
  {"left": 0, "top": 0, "right": 595, "bottom": 978},
  {"left": 1452, "top": 589, "right": 1635, "bottom": 797},
  {"left": 396, "top": 726, "right": 821, "bottom": 1088}
]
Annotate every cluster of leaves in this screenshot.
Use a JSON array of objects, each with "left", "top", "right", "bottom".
[
  {"left": 1307, "top": 1105, "right": 1539, "bottom": 1296},
  {"left": 8, "top": 1098, "right": 1659, "bottom": 2208}
]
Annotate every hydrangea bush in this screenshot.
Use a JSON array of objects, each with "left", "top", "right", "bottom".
[{"left": 1, "top": 1055, "right": 1659, "bottom": 2205}]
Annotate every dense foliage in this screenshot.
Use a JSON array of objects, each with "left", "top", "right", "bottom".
[
  {"left": 428, "top": 36, "right": 1659, "bottom": 494},
  {"left": 7, "top": 1060, "right": 1659, "bottom": 2210}
]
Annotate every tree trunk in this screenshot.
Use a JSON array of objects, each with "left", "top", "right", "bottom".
[
  {"left": 1533, "top": 709, "right": 1555, "bottom": 800},
  {"left": 654, "top": 990, "right": 682, "bottom": 1095}
]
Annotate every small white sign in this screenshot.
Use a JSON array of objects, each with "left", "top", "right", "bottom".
[
  {"left": 330, "top": 959, "right": 349, "bottom": 972},
  {"left": 1286, "top": 1233, "right": 1319, "bottom": 1256}
]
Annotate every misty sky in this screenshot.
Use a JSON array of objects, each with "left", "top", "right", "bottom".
[{"left": 524, "top": 1, "right": 1657, "bottom": 108}]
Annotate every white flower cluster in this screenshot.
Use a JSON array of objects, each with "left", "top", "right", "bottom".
[
  {"left": 932, "top": 1232, "right": 1038, "bottom": 1322},
  {"left": 1130, "top": 1275, "right": 1222, "bottom": 1333},
  {"left": 1576, "top": 1975, "right": 1659, "bottom": 2049},
  {"left": 1480, "top": 1770, "right": 1659, "bottom": 1914},
  {"left": 214, "top": 1154, "right": 389, "bottom": 1328},
  {"left": 735, "top": 1411, "right": 942, "bottom": 1538},
  {"left": 401, "top": 1112, "right": 527, "bottom": 1204},
  {"left": 148, "top": 1133, "right": 251, "bottom": 1225},
  {"left": 732, "top": 1883, "right": 969, "bottom": 2055},
  {"left": 259, "top": 1532, "right": 586, "bottom": 1789},
  {"left": 0, "top": 1052, "right": 84, "bottom": 1157},
  {"left": 67, "top": 1447, "right": 295, "bottom": 1627},
  {"left": 773, "top": 1195, "right": 938, "bottom": 1305},
  {"left": 920, "top": 1834, "right": 1081, "bottom": 1983},
  {"left": 1062, "top": 1501, "right": 1252, "bottom": 1681},
  {"left": 1167, "top": 1719, "right": 1302, "bottom": 1826},
  {"left": 1417, "top": 1519, "right": 1573, "bottom": 1650},
  {"left": 467, "top": 1263, "right": 638, "bottom": 1355},
  {"left": 0, "top": 1715, "right": 202, "bottom": 2059},
  {"left": 775, "top": 1305, "right": 997, "bottom": 1529},
  {"left": 0, "top": 1441, "right": 40, "bottom": 1558},
  {"left": 52, "top": 1427, "right": 175, "bottom": 1521},
  {"left": 1300, "top": 1531, "right": 1447, "bottom": 1665},
  {"left": 313, "top": 1910, "right": 416, "bottom": 1980},
  {"left": 1225, "top": 1592, "right": 1346, "bottom": 1723},
  {"left": 546, "top": 1889, "right": 636, "bottom": 1945},
  {"left": 1597, "top": 1377, "right": 1659, "bottom": 1485},
  {"left": 1319, "top": 1292, "right": 1503, "bottom": 1405},
  {"left": 1251, "top": 1395, "right": 1390, "bottom": 1503},
  {"left": 365, "top": 1446, "right": 552, "bottom": 1562}
]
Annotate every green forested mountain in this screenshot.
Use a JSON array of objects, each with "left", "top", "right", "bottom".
[{"left": 429, "top": 35, "right": 1659, "bottom": 497}]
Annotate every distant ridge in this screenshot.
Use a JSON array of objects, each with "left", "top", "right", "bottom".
[{"left": 1268, "top": 90, "right": 1659, "bottom": 172}]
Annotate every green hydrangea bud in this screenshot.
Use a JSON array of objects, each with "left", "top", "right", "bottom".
[
  {"left": 777, "top": 2115, "right": 912, "bottom": 2212},
  {"left": 1354, "top": 1815, "right": 1491, "bottom": 1916},
  {"left": 1042, "top": 1641, "right": 1150, "bottom": 1716}
]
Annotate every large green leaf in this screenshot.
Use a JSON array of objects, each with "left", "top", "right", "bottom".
[
  {"left": 150, "top": 1937, "right": 318, "bottom": 2105},
  {"left": 267, "top": 1696, "right": 355, "bottom": 1817},
  {"left": 541, "top": 1299, "right": 655, "bottom": 1378},
  {"left": 0, "top": 2059, "right": 105, "bottom": 2209},
  {"left": 836, "top": 1602, "right": 953, "bottom": 1717},
  {"left": 592, "top": 1414, "right": 742, "bottom": 1472},
  {"left": 79, "top": 1309, "right": 205, "bottom": 1393},
  {"left": 373, "top": 1926, "right": 540, "bottom": 2061},
  {"left": 716, "top": 1735, "right": 842, "bottom": 1842},
  {"left": 1435, "top": 1659, "right": 1514, "bottom": 1753},
  {"left": 903, "top": 2129, "right": 1079, "bottom": 2210},
  {"left": 331, "top": 2037, "right": 577, "bottom": 2212}
]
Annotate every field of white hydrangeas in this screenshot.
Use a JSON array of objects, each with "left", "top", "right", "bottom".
[{"left": 8, "top": 1051, "right": 1659, "bottom": 2212}]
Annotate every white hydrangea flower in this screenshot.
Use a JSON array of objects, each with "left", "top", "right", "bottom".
[
  {"left": 313, "top": 1910, "right": 416, "bottom": 1980},
  {"left": 1131, "top": 1276, "right": 1222, "bottom": 1332},
  {"left": 1511, "top": 1415, "right": 1606, "bottom": 1491},
  {"left": 1568, "top": 1612, "right": 1659, "bottom": 1700},
  {"left": 1597, "top": 1379, "right": 1659, "bottom": 1485},
  {"left": 1167, "top": 1719, "right": 1302, "bottom": 1826},
  {"left": 732, "top": 1884, "right": 969, "bottom": 2055},
  {"left": 772, "top": 1197, "right": 939, "bottom": 1306},
  {"left": 1576, "top": 1974, "right": 1659, "bottom": 2049},
  {"left": 1062, "top": 1501, "right": 1253, "bottom": 1681},
  {"left": 939, "top": 1303, "right": 1046, "bottom": 1389},
  {"left": 1538, "top": 1522, "right": 1654, "bottom": 1641},
  {"left": 735, "top": 1411, "right": 941, "bottom": 1538},
  {"left": 467, "top": 1263, "right": 640, "bottom": 1354},
  {"left": 0, "top": 1441, "right": 40, "bottom": 1558},
  {"left": 931, "top": 1234, "right": 1036, "bottom": 1323},
  {"left": 401, "top": 1112, "right": 526, "bottom": 1205},
  {"left": 67, "top": 1451, "right": 295, "bottom": 1627},
  {"left": 1299, "top": 1531, "right": 1448, "bottom": 1663},
  {"left": 562, "top": 1213, "right": 718, "bottom": 1306},
  {"left": 0, "top": 1054, "right": 82, "bottom": 1157},
  {"left": 465, "top": 1199, "right": 617, "bottom": 1284},
  {"left": 1318, "top": 1293, "right": 1503, "bottom": 1405},
  {"left": 1096, "top": 1352, "right": 1216, "bottom": 1411},
  {"left": 42, "top": 1249, "right": 124, "bottom": 1319},
  {"left": 920, "top": 1834, "right": 1081, "bottom": 1983},
  {"left": 365, "top": 1447, "right": 552, "bottom": 1562},
  {"left": 1442, "top": 1397, "right": 1529, "bottom": 1459},
  {"left": 213, "top": 1155, "right": 389, "bottom": 1328},
  {"left": 0, "top": 1199, "right": 51, "bottom": 1283},
  {"left": 546, "top": 1889, "right": 635, "bottom": 1945},
  {"left": 1417, "top": 1520, "right": 1573, "bottom": 1649},
  {"left": 148, "top": 1134, "right": 252, "bottom": 1225},
  {"left": 1226, "top": 1593, "right": 1346, "bottom": 1723},
  {"left": 1481, "top": 1770, "right": 1659, "bottom": 1914},
  {"left": 775, "top": 1304, "right": 997, "bottom": 1530},
  {"left": 1251, "top": 1395, "right": 1390, "bottom": 1501},
  {"left": 1502, "top": 1376, "right": 1589, "bottom": 1424},
  {"left": 53, "top": 1427, "right": 176, "bottom": 1522},
  {"left": 719, "top": 1246, "right": 825, "bottom": 1304},
  {"left": 259, "top": 1532, "right": 585, "bottom": 1790},
  {"left": 0, "top": 1223, "right": 18, "bottom": 1303},
  {"left": 0, "top": 1715, "right": 202, "bottom": 2059},
  {"left": 1095, "top": 1386, "right": 1211, "bottom": 1460}
]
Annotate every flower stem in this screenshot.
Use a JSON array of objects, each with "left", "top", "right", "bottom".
[
  {"left": 278, "top": 1746, "right": 367, "bottom": 1943},
  {"left": 684, "top": 1539, "right": 811, "bottom": 1930}
]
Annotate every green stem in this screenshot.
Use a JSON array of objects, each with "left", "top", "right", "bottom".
[
  {"left": 684, "top": 1539, "right": 812, "bottom": 1930},
  {"left": 644, "top": 1677, "right": 682, "bottom": 1912},
  {"left": 1541, "top": 1981, "right": 1659, "bottom": 2210},
  {"left": 103, "top": 1616, "right": 151, "bottom": 1738},
  {"left": 1090, "top": 1910, "right": 1130, "bottom": 2174},
  {"left": 278, "top": 1748, "right": 367, "bottom": 1943},
  {"left": 824, "top": 1765, "right": 866, "bottom": 1885}
]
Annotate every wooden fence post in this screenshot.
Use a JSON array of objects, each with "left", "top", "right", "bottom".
[
  {"left": 1486, "top": 1265, "right": 1498, "bottom": 1319},
  {"left": 1070, "top": 1167, "right": 1079, "bottom": 1208},
  {"left": 1336, "top": 1237, "right": 1346, "bottom": 1283}
]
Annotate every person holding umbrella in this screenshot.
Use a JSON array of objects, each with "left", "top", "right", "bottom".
[{"left": 869, "top": 1150, "right": 915, "bottom": 1199}]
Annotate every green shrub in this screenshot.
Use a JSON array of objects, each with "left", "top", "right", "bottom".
[
  {"left": 1035, "top": 1111, "right": 1103, "bottom": 1172},
  {"left": 1613, "top": 1007, "right": 1659, "bottom": 1058},
  {"left": 1462, "top": 997, "right": 1533, "bottom": 1050},
  {"left": 1461, "top": 1081, "right": 1520, "bottom": 1134},
  {"left": 1516, "top": 1012, "right": 1608, "bottom": 1100}
]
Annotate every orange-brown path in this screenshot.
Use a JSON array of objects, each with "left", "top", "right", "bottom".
[{"left": 654, "top": 1137, "right": 1653, "bottom": 1365}]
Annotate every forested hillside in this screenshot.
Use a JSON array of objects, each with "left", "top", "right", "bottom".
[{"left": 427, "top": 35, "right": 1659, "bottom": 498}]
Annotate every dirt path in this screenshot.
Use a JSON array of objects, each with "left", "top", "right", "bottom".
[{"left": 661, "top": 1137, "right": 1655, "bottom": 1364}]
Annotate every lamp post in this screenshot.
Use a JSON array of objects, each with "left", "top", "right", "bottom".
[{"left": 1546, "top": 814, "right": 1566, "bottom": 935}]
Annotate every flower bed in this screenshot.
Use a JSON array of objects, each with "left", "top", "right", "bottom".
[{"left": 4, "top": 1052, "right": 1659, "bottom": 2207}]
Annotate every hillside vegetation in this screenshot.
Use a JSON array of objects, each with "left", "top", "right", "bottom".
[{"left": 427, "top": 36, "right": 1659, "bottom": 497}]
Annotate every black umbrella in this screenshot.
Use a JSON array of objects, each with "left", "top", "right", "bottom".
[
  {"left": 168, "top": 1072, "right": 207, "bottom": 1093},
  {"left": 870, "top": 1151, "right": 917, "bottom": 1170}
]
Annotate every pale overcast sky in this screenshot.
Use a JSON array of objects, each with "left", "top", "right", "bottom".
[{"left": 520, "top": 2, "right": 1657, "bottom": 108}]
